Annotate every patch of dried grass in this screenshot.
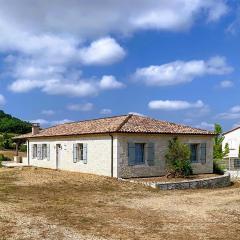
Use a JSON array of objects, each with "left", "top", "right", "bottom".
[{"left": 0, "top": 168, "right": 239, "bottom": 240}]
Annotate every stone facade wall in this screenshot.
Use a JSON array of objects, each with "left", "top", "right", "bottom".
[{"left": 117, "top": 134, "right": 214, "bottom": 178}]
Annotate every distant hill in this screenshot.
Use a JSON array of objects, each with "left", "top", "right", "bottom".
[{"left": 0, "top": 110, "right": 31, "bottom": 134}]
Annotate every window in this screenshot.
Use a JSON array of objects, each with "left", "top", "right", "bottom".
[
  {"left": 77, "top": 143, "right": 83, "bottom": 161},
  {"left": 189, "top": 143, "right": 207, "bottom": 163},
  {"left": 128, "top": 143, "right": 145, "bottom": 165},
  {"left": 42, "top": 144, "right": 48, "bottom": 159},
  {"left": 32, "top": 144, "right": 37, "bottom": 158},
  {"left": 200, "top": 143, "right": 206, "bottom": 163},
  {"left": 32, "top": 144, "right": 50, "bottom": 160},
  {"left": 73, "top": 143, "right": 87, "bottom": 164},
  {"left": 190, "top": 144, "right": 198, "bottom": 163},
  {"left": 234, "top": 159, "right": 240, "bottom": 169},
  {"left": 135, "top": 143, "right": 145, "bottom": 164}
]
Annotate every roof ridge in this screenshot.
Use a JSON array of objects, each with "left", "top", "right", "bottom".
[
  {"left": 40, "top": 114, "right": 129, "bottom": 130},
  {"left": 115, "top": 114, "right": 133, "bottom": 132}
]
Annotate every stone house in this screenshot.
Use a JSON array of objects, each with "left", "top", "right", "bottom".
[{"left": 15, "top": 114, "right": 214, "bottom": 178}]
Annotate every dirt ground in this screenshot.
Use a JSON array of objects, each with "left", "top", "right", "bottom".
[{"left": 0, "top": 168, "right": 240, "bottom": 240}]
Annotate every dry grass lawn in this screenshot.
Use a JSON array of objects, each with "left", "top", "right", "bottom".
[
  {"left": 0, "top": 168, "right": 240, "bottom": 240},
  {"left": 0, "top": 150, "right": 26, "bottom": 160}
]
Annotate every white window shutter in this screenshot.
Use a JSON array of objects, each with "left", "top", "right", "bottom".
[
  {"left": 73, "top": 144, "right": 77, "bottom": 163},
  {"left": 47, "top": 144, "right": 50, "bottom": 161},
  {"left": 83, "top": 143, "right": 87, "bottom": 164},
  {"left": 37, "top": 144, "right": 41, "bottom": 160},
  {"left": 31, "top": 145, "right": 34, "bottom": 159}
]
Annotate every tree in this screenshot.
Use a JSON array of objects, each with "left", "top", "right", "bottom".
[
  {"left": 224, "top": 143, "right": 229, "bottom": 157},
  {"left": 213, "top": 123, "right": 226, "bottom": 159},
  {"left": 238, "top": 145, "right": 240, "bottom": 159},
  {"left": 165, "top": 137, "right": 192, "bottom": 177},
  {"left": 0, "top": 110, "right": 31, "bottom": 134}
]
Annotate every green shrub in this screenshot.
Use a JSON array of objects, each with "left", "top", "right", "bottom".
[
  {"left": 165, "top": 137, "right": 193, "bottom": 177},
  {"left": 0, "top": 154, "right": 11, "bottom": 162},
  {"left": 0, "top": 154, "right": 5, "bottom": 163},
  {"left": 19, "top": 144, "right": 27, "bottom": 152},
  {"left": 213, "top": 159, "right": 224, "bottom": 175}
]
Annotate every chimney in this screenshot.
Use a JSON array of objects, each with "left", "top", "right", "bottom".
[{"left": 32, "top": 123, "right": 40, "bottom": 135}]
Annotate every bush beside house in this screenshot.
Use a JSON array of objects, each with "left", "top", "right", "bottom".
[{"left": 165, "top": 137, "right": 193, "bottom": 177}]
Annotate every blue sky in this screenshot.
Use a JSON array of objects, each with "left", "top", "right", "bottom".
[{"left": 0, "top": 0, "right": 239, "bottom": 131}]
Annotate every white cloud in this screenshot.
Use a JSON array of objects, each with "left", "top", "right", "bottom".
[
  {"left": 30, "top": 118, "right": 72, "bottom": 127},
  {"left": 0, "top": 1, "right": 229, "bottom": 97},
  {"left": 133, "top": 56, "right": 233, "bottom": 86},
  {"left": 219, "top": 80, "right": 234, "bottom": 88},
  {"left": 128, "top": 112, "right": 146, "bottom": 117},
  {"left": 67, "top": 103, "right": 93, "bottom": 112},
  {"left": 41, "top": 110, "right": 55, "bottom": 116},
  {"left": 195, "top": 121, "right": 214, "bottom": 130},
  {"left": 29, "top": 119, "right": 49, "bottom": 126},
  {"left": 0, "top": 94, "right": 6, "bottom": 105},
  {"left": 8, "top": 65, "right": 124, "bottom": 96},
  {"left": 148, "top": 100, "right": 205, "bottom": 111},
  {"left": 51, "top": 119, "right": 72, "bottom": 126},
  {"left": 218, "top": 113, "right": 240, "bottom": 120},
  {"left": 0, "top": 1, "right": 228, "bottom": 38},
  {"left": 99, "top": 76, "right": 124, "bottom": 90},
  {"left": 230, "top": 105, "right": 240, "bottom": 113},
  {"left": 100, "top": 109, "right": 112, "bottom": 115},
  {"left": 217, "top": 105, "right": 240, "bottom": 120},
  {"left": 79, "top": 38, "right": 126, "bottom": 65}
]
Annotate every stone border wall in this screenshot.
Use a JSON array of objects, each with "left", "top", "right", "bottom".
[{"left": 120, "top": 173, "right": 231, "bottom": 190}]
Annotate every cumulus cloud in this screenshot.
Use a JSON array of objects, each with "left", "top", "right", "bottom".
[
  {"left": 219, "top": 80, "right": 234, "bottom": 88},
  {"left": 195, "top": 121, "right": 214, "bottom": 130},
  {"left": 67, "top": 103, "right": 93, "bottom": 112},
  {"left": 0, "top": 94, "right": 6, "bottom": 105},
  {"left": 0, "top": 1, "right": 228, "bottom": 38},
  {"left": 128, "top": 112, "right": 146, "bottom": 117},
  {"left": 41, "top": 110, "right": 55, "bottom": 116},
  {"left": 99, "top": 76, "right": 124, "bottom": 90},
  {"left": 30, "top": 118, "right": 72, "bottom": 127},
  {"left": 148, "top": 100, "right": 205, "bottom": 111},
  {"left": 218, "top": 105, "right": 240, "bottom": 120},
  {"left": 230, "top": 105, "right": 240, "bottom": 113},
  {"left": 79, "top": 38, "right": 126, "bottom": 65},
  {"left": 8, "top": 72, "right": 123, "bottom": 97},
  {"left": 0, "top": 1, "right": 229, "bottom": 97},
  {"left": 133, "top": 56, "right": 233, "bottom": 86},
  {"left": 100, "top": 109, "right": 112, "bottom": 115}
]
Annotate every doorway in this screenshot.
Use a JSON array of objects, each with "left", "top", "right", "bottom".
[{"left": 56, "top": 144, "right": 61, "bottom": 169}]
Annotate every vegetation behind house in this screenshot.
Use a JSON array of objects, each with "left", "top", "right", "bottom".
[
  {"left": 0, "top": 110, "right": 31, "bottom": 154},
  {"left": 213, "top": 123, "right": 227, "bottom": 174}
]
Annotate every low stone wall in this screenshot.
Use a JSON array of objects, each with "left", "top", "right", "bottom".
[{"left": 121, "top": 173, "right": 231, "bottom": 190}]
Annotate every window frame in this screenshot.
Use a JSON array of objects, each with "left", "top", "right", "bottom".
[
  {"left": 190, "top": 143, "right": 199, "bottom": 163},
  {"left": 134, "top": 143, "right": 145, "bottom": 165},
  {"left": 76, "top": 143, "right": 84, "bottom": 162},
  {"left": 32, "top": 144, "right": 37, "bottom": 159},
  {"left": 42, "top": 144, "right": 48, "bottom": 159}
]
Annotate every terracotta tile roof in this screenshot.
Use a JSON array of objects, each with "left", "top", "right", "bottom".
[{"left": 14, "top": 114, "right": 214, "bottom": 139}]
